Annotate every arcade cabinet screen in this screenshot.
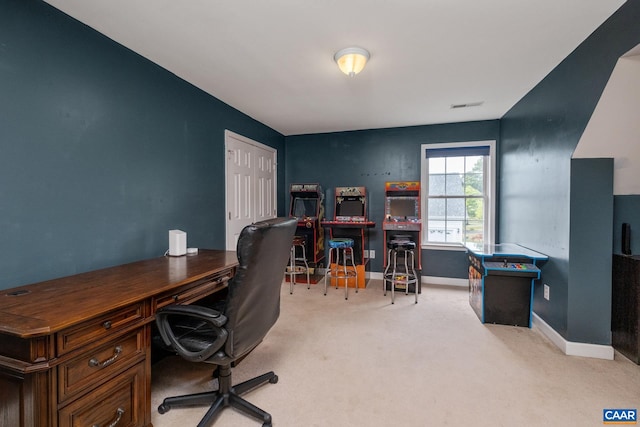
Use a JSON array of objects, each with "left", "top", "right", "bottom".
[
  {"left": 337, "top": 199, "right": 364, "bottom": 217},
  {"left": 292, "top": 198, "right": 317, "bottom": 218},
  {"left": 389, "top": 197, "right": 418, "bottom": 218}
]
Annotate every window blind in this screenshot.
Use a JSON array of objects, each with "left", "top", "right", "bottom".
[{"left": 425, "top": 146, "right": 490, "bottom": 158}]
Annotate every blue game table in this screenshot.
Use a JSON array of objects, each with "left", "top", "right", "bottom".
[{"left": 465, "top": 243, "right": 548, "bottom": 327}]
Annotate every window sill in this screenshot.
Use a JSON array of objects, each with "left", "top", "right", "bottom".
[{"left": 421, "top": 243, "right": 467, "bottom": 252}]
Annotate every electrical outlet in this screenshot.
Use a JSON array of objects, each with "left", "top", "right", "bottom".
[
  {"left": 363, "top": 250, "right": 369, "bottom": 258},
  {"left": 369, "top": 250, "right": 375, "bottom": 259},
  {"left": 543, "top": 284, "right": 550, "bottom": 300}
]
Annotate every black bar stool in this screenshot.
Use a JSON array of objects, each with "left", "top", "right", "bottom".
[
  {"left": 286, "top": 235, "right": 310, "bottom": 294},
  {"left": 383, "top": 239, "right": 418, "bottom": 304}
]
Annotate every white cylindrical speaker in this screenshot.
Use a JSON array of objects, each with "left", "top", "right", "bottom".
[{"left": 168, "top": 230, "right": 187, "bottom": 256}]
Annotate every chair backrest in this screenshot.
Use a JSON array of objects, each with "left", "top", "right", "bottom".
[{"left": 221, "top": 217, "right": 297, "bottom": 359}]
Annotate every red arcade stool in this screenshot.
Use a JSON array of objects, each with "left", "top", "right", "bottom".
[{"left": 383, "top": 239, "right": 418, "bottom": 304}]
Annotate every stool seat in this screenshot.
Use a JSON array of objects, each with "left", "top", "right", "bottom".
[{"left": 328, "top": 238, "right": 354, "bottom": 249}]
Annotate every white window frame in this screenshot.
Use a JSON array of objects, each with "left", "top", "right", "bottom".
[{"left": 420, "top": 140, "right": 496, "bottom": 250}]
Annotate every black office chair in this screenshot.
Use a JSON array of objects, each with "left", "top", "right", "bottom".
[{"left": 155, "top": 217, "right": 297, "bottom": 427}]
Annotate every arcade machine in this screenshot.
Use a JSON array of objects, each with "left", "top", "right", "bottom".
[
  {"left": 321, "top": 187, "right": 375, "bottom": 289},
  {"left": 289, "top": 183, "right": 325, "bottom": 283},
  {"left": 465, "top": 243, "right": 547, "bottom": 327},
  {"left": 382, "top": 181, "right": 422, "bottom": 293}
]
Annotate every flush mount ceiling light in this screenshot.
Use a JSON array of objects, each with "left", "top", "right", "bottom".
[{"left": 334, "top": 47, "right": 370, "bottom": 77}]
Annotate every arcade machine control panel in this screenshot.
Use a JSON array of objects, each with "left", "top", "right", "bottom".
[{"left": 482, "top": 260, "right": 540, "bottom": 278}]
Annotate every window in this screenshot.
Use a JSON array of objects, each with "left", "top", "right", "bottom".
[{"left": 420, "top": 141, "right": 495, "bottom": 247}]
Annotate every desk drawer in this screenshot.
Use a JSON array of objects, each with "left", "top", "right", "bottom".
[
  {"left": 152, "top": 271, "right": 231, "bottom": 311},
  {"left": 58, "top": 329, "right": 145, "bottom": 403},
  {"left": 57, "top": 303, "right": 145, "bottom": 356},
  {"left": 58, "top": 362, "right": 145, "bottom": 427}
]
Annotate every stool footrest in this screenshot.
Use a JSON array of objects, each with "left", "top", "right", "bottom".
[
  {"left": 384, "top": 273, "right": 418, "bottom": 284},
  {"left": 327, "top": 271, "right": 357, "bottom": 277}
]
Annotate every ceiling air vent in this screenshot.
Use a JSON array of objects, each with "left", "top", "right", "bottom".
[{"left": 450, "top": 101, "right": 484, "bottom": 109}]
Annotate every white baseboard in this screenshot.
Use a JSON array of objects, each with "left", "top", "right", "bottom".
[
  {"left": 369, "top": 271, "right": 383, "bottom": 280},
  {"left": 532, "top": 312, "right": 614, "bottom": 360},
  {"left": 423, "top": 276, "right": 468, "bottom": 287}
]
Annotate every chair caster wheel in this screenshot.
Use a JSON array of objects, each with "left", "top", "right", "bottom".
[
  {"left": 158, "top": 404, "right": 170, "bottom": 414},
  {"left": 263, "top": 423, "right": 272, "bottom": 427},
  {"left": 269, "top": 375, "right": 278, "bottom": 384}
]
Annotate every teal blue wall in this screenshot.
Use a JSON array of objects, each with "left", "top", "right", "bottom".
[
  {"left": 285, "top": 121, "right": 500, "bottom": 277},
  {"left": 500, "top": 0, "right": 640, "bottom": 344},
  {"left": 4, "top": 0, "right": 640, "bottom": 348},
  {"left": 0, "top": 0, "right": 284, "bottom": 289},
  {"left": 568, "top": 159, "right": 613, "bottom": 344}
]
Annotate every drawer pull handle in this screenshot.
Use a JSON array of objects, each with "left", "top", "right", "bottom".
[
  {"left": 102, "top": 320, "right": 112, "bottom": 330},
  {"left": 172, "top": 294, "right": 179, "bottom": 301},
  {"left": 89, "top": 346, "right": 123, "bottom": 368},
  {"left": 92, "top": 407, "right": 125, "bottom": 427}
]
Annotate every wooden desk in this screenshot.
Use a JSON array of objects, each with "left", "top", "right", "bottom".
[{"left": 0, "top": 249, "right": 238, "bottom": 427}]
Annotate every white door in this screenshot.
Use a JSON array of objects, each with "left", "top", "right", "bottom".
[{"left": 225, "top": 130, "right": 277, "bottom": 250}]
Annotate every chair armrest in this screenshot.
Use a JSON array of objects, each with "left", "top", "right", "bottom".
[
  {"left": 156, "top": 305, "right": 228, "bottom": 362},
  {"left": 157, "top": 304, "right": 228, "bottom": 326}
]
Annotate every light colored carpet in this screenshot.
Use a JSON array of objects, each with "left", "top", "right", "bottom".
[{"left": 151, "top": 280, "right": 640, "bottom": 427}]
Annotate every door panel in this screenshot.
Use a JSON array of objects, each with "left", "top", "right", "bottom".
[
  {"left": 225, "top": 131, "right": 277, "bottom": 250},
  {"left": 255, "top": 145, "right": 275, "bottom": 223}
]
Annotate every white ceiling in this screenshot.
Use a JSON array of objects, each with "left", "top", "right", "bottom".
[{"left": 43, "top": 0, "right": 625, "bottom": 136}]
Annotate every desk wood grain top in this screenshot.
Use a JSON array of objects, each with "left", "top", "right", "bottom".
[{"left": 0, "top": 250, "right": 238, "bottom": 338}]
